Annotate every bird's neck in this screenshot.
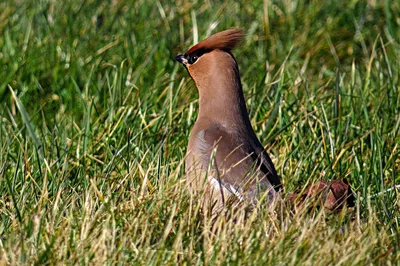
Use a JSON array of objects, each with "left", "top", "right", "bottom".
[{"left": 196, "top": 70, "right": 252, "bottom": 131}]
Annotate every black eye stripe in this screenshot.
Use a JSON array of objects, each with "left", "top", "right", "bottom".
[
  {"left": 185, "top": 48, "right": 211, "bottom": 65},
  {"left": 188, "top": 55, "right": 198, "bottom": 64}
]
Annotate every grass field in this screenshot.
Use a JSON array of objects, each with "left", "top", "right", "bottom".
[{"left": 0, "top": 0, "right": 399, "bottom": 264}]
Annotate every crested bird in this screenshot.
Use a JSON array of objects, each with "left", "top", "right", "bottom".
[{"left": 175, "top": 29, "right": 282, "bottom": 215}]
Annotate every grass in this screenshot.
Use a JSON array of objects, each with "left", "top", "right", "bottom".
[{"left": 0, "top": 0, "right": 399, "bottom": 264}]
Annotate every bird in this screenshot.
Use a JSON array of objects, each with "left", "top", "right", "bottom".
[{"left": 175, "top": 29, "right": 282, "bottom": 215}]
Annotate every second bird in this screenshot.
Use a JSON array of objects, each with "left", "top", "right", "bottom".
[{"left": 175, "top": 29, "right": 282, "bottom": 215}]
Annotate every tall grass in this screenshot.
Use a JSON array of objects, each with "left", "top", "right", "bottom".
[{"left": 0, "top": 0, "right": 399, "bottom": 264}]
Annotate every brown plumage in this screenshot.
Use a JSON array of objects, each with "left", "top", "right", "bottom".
[
  {"left": 186, "top": 29, "right": 245, "bottom": 54},
  {"left": 175, "top": 29, "right": 281, "bottom": 214}
]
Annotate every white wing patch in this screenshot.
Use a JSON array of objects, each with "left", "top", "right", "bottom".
[
  {"left": 229, "top": 184, "right": 244, "bottom": 201},
  {"left": 208, "top": 176, "right": 244, "bottom": 202},
  {"left": 209, "top": 176, "right": 221, "bottom": 189}
]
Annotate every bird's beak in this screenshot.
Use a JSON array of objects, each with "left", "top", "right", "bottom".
[{"left": 175, "top": 54, "right": 188, "bottom": 65}]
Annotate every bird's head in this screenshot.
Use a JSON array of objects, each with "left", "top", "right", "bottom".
[{"left": 175, "top": 29, "right": 245, "bottom": 86}]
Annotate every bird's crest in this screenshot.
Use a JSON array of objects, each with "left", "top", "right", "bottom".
[{"left": 186, "top": 28, "right": 245, "bottom": 55}]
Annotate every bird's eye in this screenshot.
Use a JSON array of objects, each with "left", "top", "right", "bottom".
[{"left": 189, "top": 55, "right": 198, "bottom": 64}]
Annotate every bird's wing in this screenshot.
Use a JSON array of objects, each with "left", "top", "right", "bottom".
[
  {"left": 194, "top": 124, "right": 280, "bottom": 199},
  {"left": 250, "top": 139, "right": 282, "bottom": 191}
]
